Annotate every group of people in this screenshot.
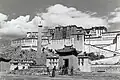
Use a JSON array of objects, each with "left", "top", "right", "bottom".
[
  {"left": 59, "top": 65, "right": 74, "bottom": 76},
  {"left": 60, "top": 65, "right": 68, "bottom": 75},
  {"left": 46, "top": 66, "right": 74, "bottom": 77}
]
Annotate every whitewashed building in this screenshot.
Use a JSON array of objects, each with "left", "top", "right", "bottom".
[{"left": 11, "top": 32, "right": 49, "bottom": 51}]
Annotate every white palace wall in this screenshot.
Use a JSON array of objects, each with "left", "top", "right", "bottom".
[
  {"left": 117, "top": 35, "right": 120, "bottom": 52},
  {"left": 48, "top": 35, "right": 84, "bottom": 52}
]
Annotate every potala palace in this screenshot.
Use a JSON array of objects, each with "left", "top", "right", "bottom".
[
  {"left": 9, "top": 25, "right": 120, "bottom": 73},
  {"left": 11, "top": 25, "right": 120, "bottom": 56}
]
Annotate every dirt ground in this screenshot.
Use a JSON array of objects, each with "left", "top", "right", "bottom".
[{"left": 1, "top": 72, "right": 120, "bottom": 80}]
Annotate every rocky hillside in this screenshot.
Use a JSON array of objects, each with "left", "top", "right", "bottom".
[{"left": 0, "top": 39, "right": 11, "bottom": 53}]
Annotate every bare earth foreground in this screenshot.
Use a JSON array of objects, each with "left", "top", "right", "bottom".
[{"left": 1, "top": 72, "right": 120, "bottom": 80}]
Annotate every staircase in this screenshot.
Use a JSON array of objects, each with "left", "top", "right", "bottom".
[{"left": 85, "top": 43, "right": 120, "bottom": 57}]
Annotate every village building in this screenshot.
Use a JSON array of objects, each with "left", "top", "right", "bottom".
[
  {"left": 46, "top": 55, "right": 59, "bottom": 69},
  {"left": 11, "top": 32, "right": 49, "bottom": 51},
  {"left": 55, "top": 45, "right": 80, "bottom": 69},
  {"left": 78, "top": 55, "right": 91, "bottom": 72},
  {"left": 9, "top": 59, "right": 35, "bottom": 71}
]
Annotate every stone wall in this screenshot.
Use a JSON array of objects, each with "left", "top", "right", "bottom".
[{"left": 91, "top": 65, "right": 120, "bottom": 73}]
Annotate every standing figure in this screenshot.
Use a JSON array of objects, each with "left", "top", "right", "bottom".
[
  {"left": 70, "top": 66, "right": 73, "bottom": 76},
  {"left": 62, "top": 65, "right": 65, "bottom": 75},
  {"left": 66, "top": 67, "right": 68, "bottom": 75},
  {"left": 52, "top": 66, "right": 56, "bottom": 77},
  {"left": 47, "top": 67, "right": 50, "bottom": 75}
]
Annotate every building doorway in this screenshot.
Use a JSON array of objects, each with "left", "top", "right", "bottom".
[{"left": 63, "top": 59, "right": 69, "bottom": 68}]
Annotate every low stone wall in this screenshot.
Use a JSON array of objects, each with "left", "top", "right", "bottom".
[
  {"left": 0, "top": 62, "right": 10, "bottom": 72},
  {"left": 91, "top": 65, "right": 120, "bottom": 73}
]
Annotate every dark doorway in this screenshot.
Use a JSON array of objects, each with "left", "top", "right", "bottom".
[{"left": 63, "top": 59, "right": 69, "bottom": 67}]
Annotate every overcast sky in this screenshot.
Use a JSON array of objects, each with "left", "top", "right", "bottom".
[
  {"left": 0, "top": 0, "right": 120, "bottom": 39},
  {"left": 0, "top": 0, "right": 120, "bottom": 18}
]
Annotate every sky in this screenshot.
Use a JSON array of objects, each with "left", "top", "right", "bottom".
[{"left": 0, "top": 0, "right": 120, "bottom": 39}]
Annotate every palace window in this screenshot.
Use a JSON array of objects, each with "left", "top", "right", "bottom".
[
  {"left": 52, "top": 33, "right": 54, "bottom": 39},
  {"left": 78, "top": 59, "right": 80, "bottom": 65},
  {"left": 50, "top": 59, "right": 52, "bottom": 62},
  {"left": 62, "top": 27, "right": 67, "bottom": 39},
  {"left": 81, "top": 58, "right": 84, "bottom": 66},
  {"left": 53, "top": 59, "right": 54, "bottom": 61}
]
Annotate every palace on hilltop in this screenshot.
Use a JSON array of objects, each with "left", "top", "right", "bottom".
[{"left": 10, "top": 25, "right": 120, "bottom": 73}]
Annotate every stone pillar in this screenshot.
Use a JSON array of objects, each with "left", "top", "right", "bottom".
[
  {"left": 36, "top": 24, "right": 46, "bottom": 65},
  {"left": 37, "top": 25, "right": 42, "bottom": 57}
]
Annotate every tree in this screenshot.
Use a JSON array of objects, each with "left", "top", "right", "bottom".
[
  {"left": 113, "top": 54, "right": 117, "bottom": 56},
  {"left": 88, "top": 52, "right": 105, "bottom": 60},
  {"left": 100, "top": 55, "right": 105, "bottom": 59},
  {"left": 88, "top": 52, "right": 96, "bottom": 61}
]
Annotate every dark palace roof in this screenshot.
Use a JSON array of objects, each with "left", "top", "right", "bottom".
[{"left": 55, "top": 45, "right": 81, "bottom": 56}]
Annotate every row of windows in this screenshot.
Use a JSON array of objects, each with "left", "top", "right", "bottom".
[
  {"left": 49, "top": 62, "right": 58, "bottom": 65},
  {"left": 27, "top": 33, "right": 38, "bottom": 38},
  {"left": 12, "top": 39, "right": 37, "bottom": 44},
  {"left": 49, "top": 59, "right": 58, "bottom": 62}
]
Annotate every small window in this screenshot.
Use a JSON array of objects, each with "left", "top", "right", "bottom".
[
  {"left": 77, "top": 35, "right": 79, "bottom": 40},
  {"left": 56, "top": 59, "right": 57, "bottom": 62}
]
